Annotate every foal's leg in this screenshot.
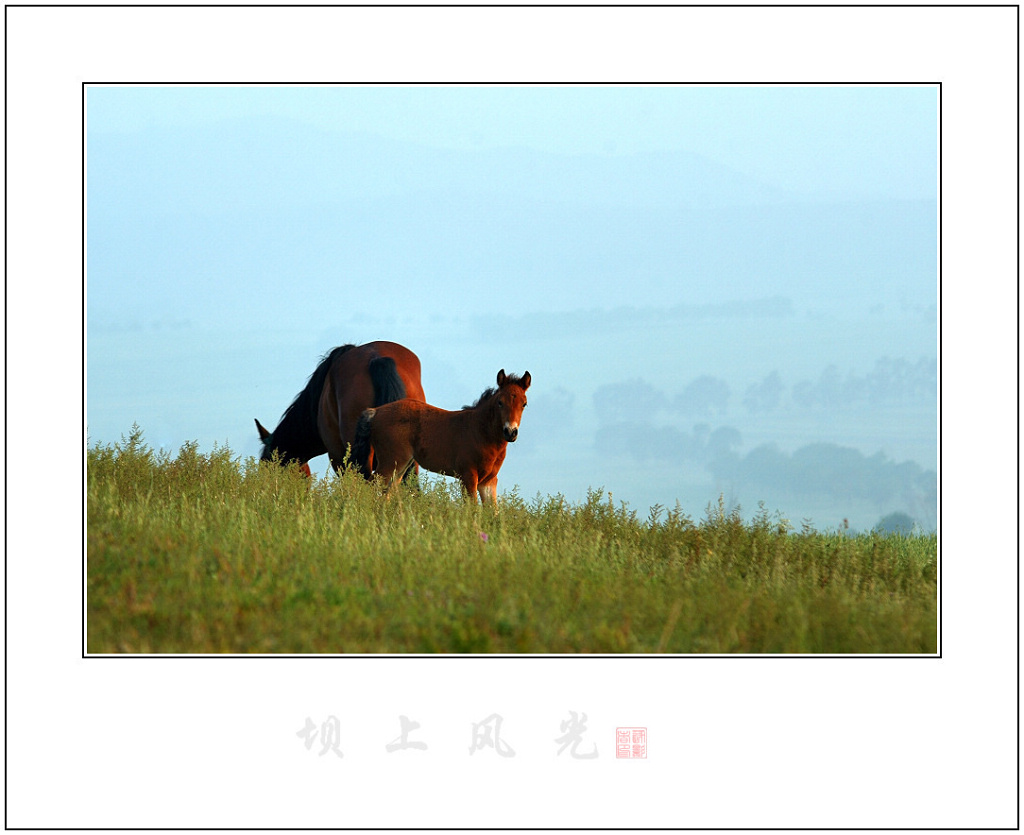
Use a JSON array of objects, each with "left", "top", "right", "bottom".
[
  {"left": 384, "top": 459, "right": 415, "bottom": 499},
  {"left": 401, "top": 462, "right": 421, "bottom": 490},
  {"left": 477, "top": 478, "right": 498, "bottom": 506},
  {"left": 379, "top": 449, "right": 416, "bottom": 499}
]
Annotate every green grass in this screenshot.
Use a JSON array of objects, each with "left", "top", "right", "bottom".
[{"left": 86, "top": 428, "right": 938, "bottom": 654}]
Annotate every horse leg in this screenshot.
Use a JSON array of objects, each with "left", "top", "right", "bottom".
[
  {"left": 370, "top": 433, "right": 414, "bottom": 498},
  {"left": 401, "top": 462, "right": 421, "bottom": 490},
  {"left": 477, "top": 478, "right": 498, "bottom": 506},
  {"left": 383, "top": 456, "right": 416, "bottom": 499},
  {"left": 460, "top": 472, "right": 480, "bottom": 503},
  {"left": 346, "top": 444, "right": 373, "bottom": 477}
]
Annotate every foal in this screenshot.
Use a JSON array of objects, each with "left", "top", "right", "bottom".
[{"left": 353, "top": 370, "right": 531, "bottom": 504}]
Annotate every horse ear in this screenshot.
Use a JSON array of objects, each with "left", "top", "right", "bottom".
[
  {"left": 255, "top": 418, "right": 271, "bottom": 442},
  {"left": 497, "top": 369, "right": 506, "bottom": 386},
  {"left": 521, "top": 372, "right": 531, "bottom": 390}
]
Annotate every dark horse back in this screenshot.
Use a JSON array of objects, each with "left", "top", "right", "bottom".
[{"left": 257, "top": 340, "right": 423, "bottom": 474}]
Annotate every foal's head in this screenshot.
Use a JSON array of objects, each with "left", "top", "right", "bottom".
[{"left": 493, "top": 369, "right": 531, "bottom": 442}]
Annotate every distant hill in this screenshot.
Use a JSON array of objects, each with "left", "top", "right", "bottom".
[{"left": 86, "top": 118, "right": 937, "bottom": 327}]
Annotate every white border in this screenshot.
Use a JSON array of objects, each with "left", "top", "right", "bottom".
[{"left": 7, "top": 6, "right": 1017, "bottom": 829}]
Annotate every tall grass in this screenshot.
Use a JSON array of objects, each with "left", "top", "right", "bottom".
[{"left": 86, "top": 428, "right": 938, "bottom": 654}]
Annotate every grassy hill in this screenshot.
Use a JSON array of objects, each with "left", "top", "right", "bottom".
[{"left": 86, "top": 429, "right": 937, "bottom": 654}]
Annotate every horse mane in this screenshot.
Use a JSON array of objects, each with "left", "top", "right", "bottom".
[
  {"left": 277, "top": 344, "right": 355, "bottom": 430},
  {"left": 463, "top": 388, "right": 495, "bottom": 410},
  {"left": 462, "top": 373, "right": 529, "bottom": 410}
]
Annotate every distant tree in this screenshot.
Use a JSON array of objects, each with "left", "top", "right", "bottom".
[
  {"left": 743, "top": 371, "right": 785, "bottom": 413},
  {"left": 789, "top": 357, "right": 937, "bottom": 411},
  {"left": 866, "top": 357, "right": 900, "bottom": 405},
  {"left": 841, "top": 373, "right": 870, "bottom": 405},
  {"left": 908, "top": 471, "right": 938, "bottom": 532},
  {"left": 675, "top": 375, "right": 730, "bottom": 417},
  {"left": 592, "top": 379, "right": 668, "bottom": 426},
  {"left": 692, "top": 423, "right": 711, "bottom": 450},
  {"left": 707, "top": 425, "right": 742, "bottom": 456},
  {"left": 704, "top": 426, "right": 742, "bottom": 477},
  {"left": 596, "top": 420, "right": 707, "bottom": 464},
  {"left": 595, "top": 422, "right": 651, "bottom": 461},
  {"left": 791, "top": 379, "right": 815, "bottom": 410},
  {"left": 735, "top": 443, "right": 789, "bottom": 490},
  {"left": 912, "top": 356, "right": 938, "bottom": 402},
  {"left": 704, "top": 438, "right": 935, "bottom": 512},
  {"left": 865, "top": 357, "right": 935, "bottom": 406},
  {"left": 528, "top": 386, "right": 576, "bottom": 437},
  {"left": 874, "top": 512, "right": 916, "bottom": 535},
  {"left": 792, "top": 365, "right": 843, "bottom": 410}
]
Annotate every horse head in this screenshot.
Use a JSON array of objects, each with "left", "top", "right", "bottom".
[
  {"left": 255, "top": 418, "right": 277, "bottom": 462},
  {"left": 256, "top": 418, "right": 313, "bottom": 478},
  {"left": 494, "top": 369, "right": 531, "bottom": 442}
]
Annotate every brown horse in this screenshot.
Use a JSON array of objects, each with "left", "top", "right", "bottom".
[
  {"left": 352, "top": 369, "right": 530, "bottom": 504},
  {"left": 256, "top": 341, "right": 425, "bottom": 474}
]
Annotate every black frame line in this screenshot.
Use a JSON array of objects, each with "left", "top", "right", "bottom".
[
  {"left": 7, "top": 3, "right": 1024, "bottom": 6},
  {"left": 78, "top": 79, "right": 944, "bottom": 660}
]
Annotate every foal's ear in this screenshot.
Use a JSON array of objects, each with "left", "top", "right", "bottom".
[
  {"left": 521, "top": 372, "right": 531, "bottom": 390},
  {"left": 255, "top": 418, "right": 271, "bottom": 442},
  {"left": 497, "top": 369, "right": 507, "bottom": 386}
]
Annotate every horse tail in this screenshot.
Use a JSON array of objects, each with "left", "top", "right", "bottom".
[
  {"left": 352, "top": 408, "right": 376, "bottom": 478},
  {"left": 368, "top": 356, "right": 406, "bottom": 406}
]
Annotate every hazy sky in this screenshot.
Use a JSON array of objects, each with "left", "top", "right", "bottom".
[
  {"left": 88, "top": 85, "right": 938, "bottom": 199},
  {"left": 86, "top": 84, "right": 938, "bottom": 529}
]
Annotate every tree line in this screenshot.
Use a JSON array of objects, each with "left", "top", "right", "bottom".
[{"left": 591, "top": 356, "right": 936, "bottom": 422}]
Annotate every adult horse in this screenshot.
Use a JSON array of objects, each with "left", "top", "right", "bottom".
[
  {"left": 352, "top": 369, "right": 530, "bottom": 504},
  {"left": 255, "top": 341, "right": 425, "bottom": 474}
]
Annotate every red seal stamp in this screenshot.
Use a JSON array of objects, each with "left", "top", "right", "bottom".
[{"left": 615, "top": 727, "right": 647, "bottom": 759}]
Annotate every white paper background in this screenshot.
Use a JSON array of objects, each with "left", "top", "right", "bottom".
[{"left": 6, "top": 5, "right": 1017, "bottom": 829}]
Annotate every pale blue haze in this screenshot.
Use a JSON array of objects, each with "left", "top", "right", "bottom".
[{"left": 87, "top": 85, "right": 938, "bottom": 531}]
